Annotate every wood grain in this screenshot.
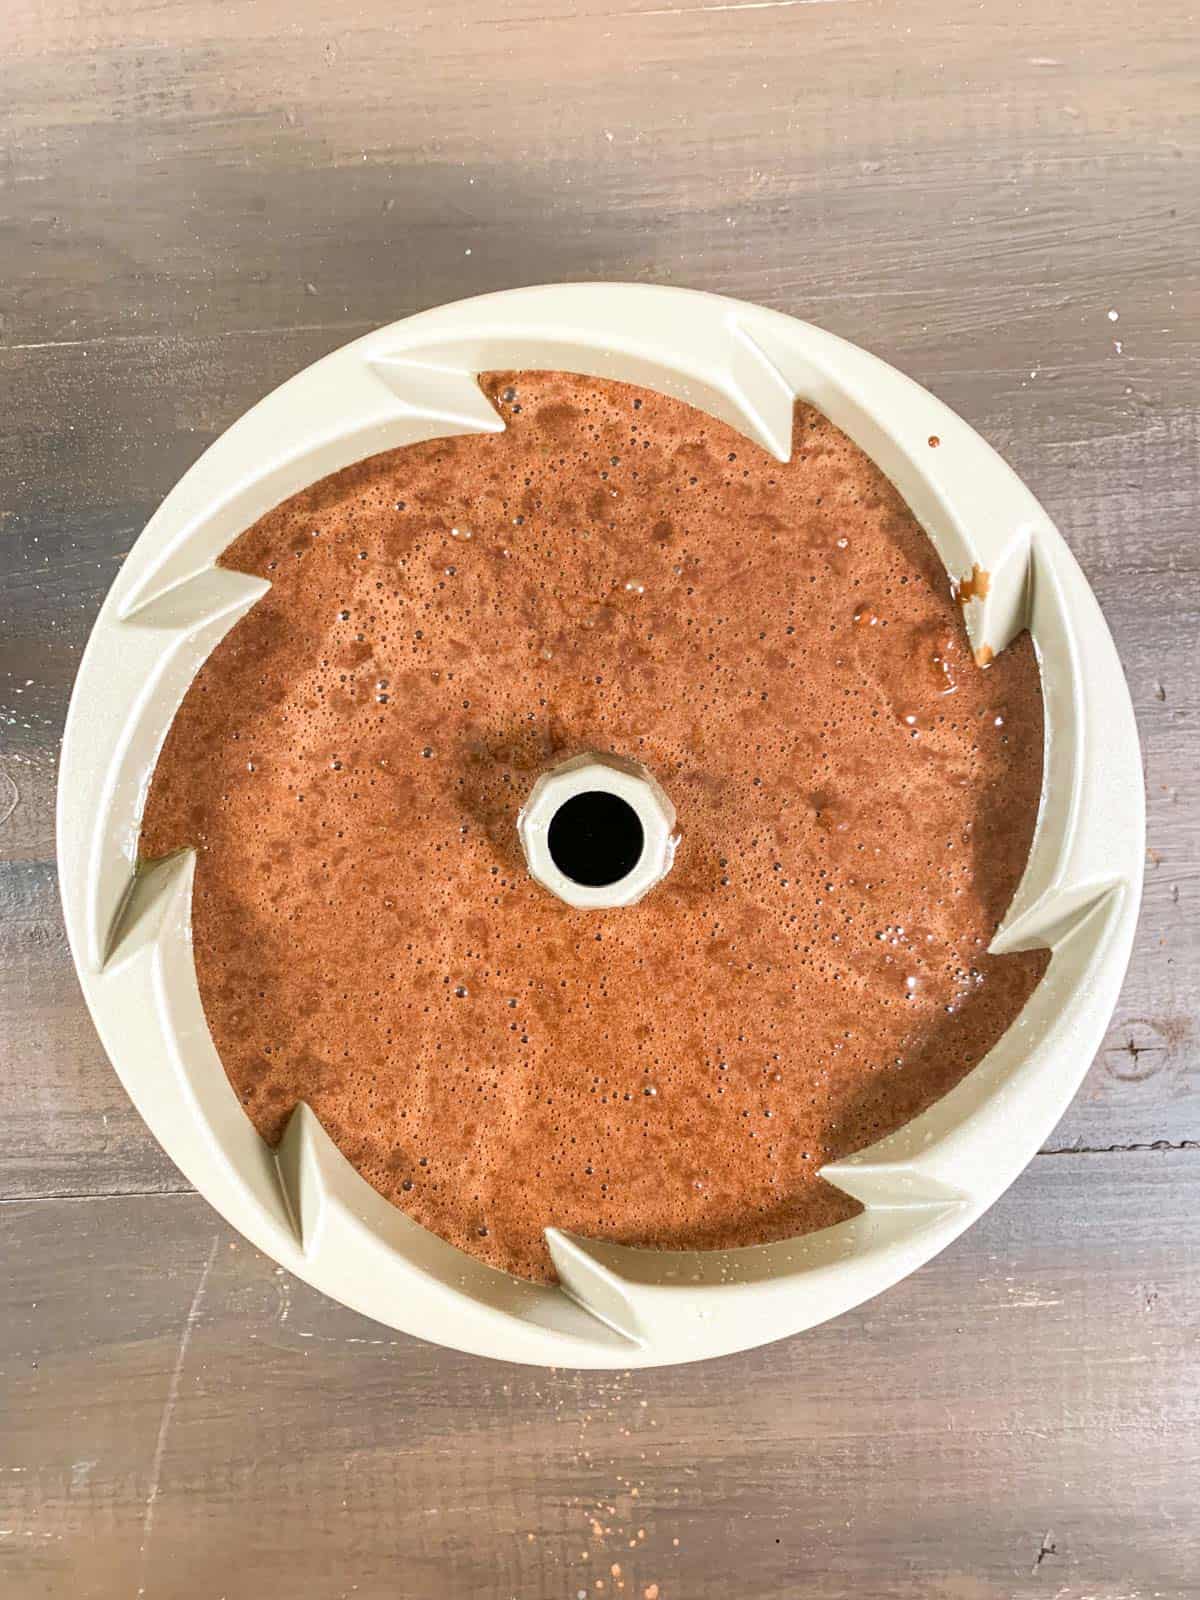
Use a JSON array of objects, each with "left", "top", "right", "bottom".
[
  {"left": 3, "top": 1152, "right": 1198, "bottom": 1600},
  {"left": 1, "top": 0, "right": 1197, "bottom": 1594}
]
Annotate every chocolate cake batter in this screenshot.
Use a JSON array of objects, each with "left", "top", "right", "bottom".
[{"left": 141, "top": 372, "right": 1047, "bottom": 1282}]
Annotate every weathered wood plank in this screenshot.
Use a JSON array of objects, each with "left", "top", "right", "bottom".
[
  {"left": 2, "top": 1151, "right": 1197, "bottom": 1599},
  {"left": 2, "top": 0, "right": 1196, "bottom": 353}
]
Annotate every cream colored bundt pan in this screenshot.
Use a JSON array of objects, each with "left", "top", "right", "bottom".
[{"left": 59, "top": 285, "right": 1143, "bottom": 1366}]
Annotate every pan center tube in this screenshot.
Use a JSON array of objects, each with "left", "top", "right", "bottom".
[{"left": 517, "top": 752, "right": 678, "bottom": 909}]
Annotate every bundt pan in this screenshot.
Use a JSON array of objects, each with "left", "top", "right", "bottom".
[{"left": 58, "top": 285, "right": 1143, "bottom": 1367}]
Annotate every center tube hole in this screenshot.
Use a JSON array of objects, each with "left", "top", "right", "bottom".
[{"left": 547, "top": 790, "right": 645, "bottom": 888}]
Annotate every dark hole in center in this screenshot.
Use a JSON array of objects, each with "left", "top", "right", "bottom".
[{"left": 547, "top": 790, "right": 644, "bottom": 888}]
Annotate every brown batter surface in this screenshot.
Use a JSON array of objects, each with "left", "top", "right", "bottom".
[{"left": 141, "top": 372, "right": 1047, "bottom": 1282}]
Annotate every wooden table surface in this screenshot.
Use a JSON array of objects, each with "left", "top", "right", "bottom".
[{"left": 2, "top": 1, "right": 1197, "bottom": 1596}]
